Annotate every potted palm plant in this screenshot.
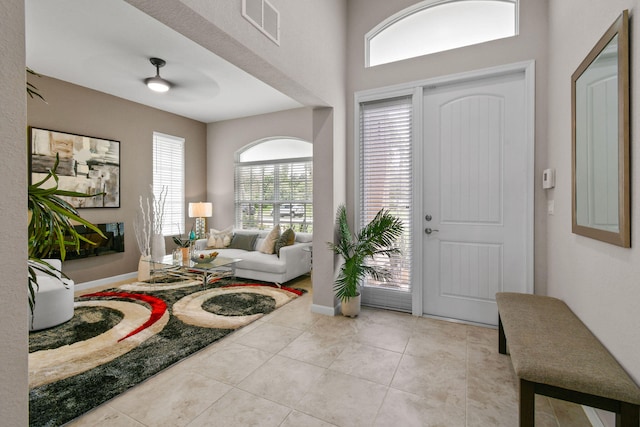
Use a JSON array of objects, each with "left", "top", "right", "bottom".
[
  {"left": 328, "top": 204, "right": 404, "bottom": 317},
  {"left": 28, "top": 157, "right": 106, "bottom": 311},
  {"left": 27, "top": 70, "right": 104, "bottom": 312}
]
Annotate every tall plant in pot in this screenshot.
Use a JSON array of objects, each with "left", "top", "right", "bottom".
[
  {"left": 328, "top": 204, "right": 404, "bottom": 317},
  {"left": 27, "top": 70, "right": 104, "bottom": 312},
  {"left": 28, "top": 157, "right": 105, "bottom": 311}
]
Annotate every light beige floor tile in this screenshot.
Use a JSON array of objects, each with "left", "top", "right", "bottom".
[
  {"left": 186, "top": 342, "right": 273, "bottom": 385},
  {"left": 224, "top": 315, "right": 267, "bottom": 342},
  {"left": 295, "top": 370, "right": 388, "bottom": 427},
  {"left": 187, "top": 388, "right": 291, "bottom": 427},
  {"left": 65, "top": 405, "right": 145, "bottom": 426},
  {"left": 234, "top": 322, "right": 303, "bottom": 353},
  {"left": 281, "top": 410, "right": 338, "bottom": 427},
  {"left": 279, "top": 331, "right": 350, "bottom": 368},
  {"left": 329, "top": 342, "right": 402, "bottom": 385},
  {"left": 413, "top": 316, "right": 468, "bottom": 339},
  {"left": 356, "top": 306, "right": 417, "bottom": 330},
  {"left": 535, "top": 411, "right": 563, "bottom": 427},
  {"left": 549, "top": 398, "right": 591, "bottom": 427},
  {"left": 354, "top": 321, "right": 412, "bottom": 353},
  {"left": 306, "top": 314, "right": 361, "bottom": 339},
  {"left": 391, "top": 353, "right": 466, "bottom": 406},
  {"left": 466, "top": 323, "right": 498, "bottom": 345},
  {"left": 375, "top": 387, "right": 464, "bottom": 427},
  {"left": 266, "top": 299, "right": 322, "bottom": 330},
  {"left": 109, "top": 371, "right": 231, "bottom": 427},
  {"left": 237, "top": 354, "right": 326, "bottom": 407},
  {"left": 405, "top": 327, "right": 467, "bottom": 360}
]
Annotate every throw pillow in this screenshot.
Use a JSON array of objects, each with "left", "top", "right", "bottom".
[
  {"left": 206, "top": 226, "right": 233, "bottom": 249},
  {"left": 274, "top": 228, "right": 295, "bottom": 257},
  {"left": 229, "top": 233, "right": 258, "bottom": 251},
  {"left": 258, "top": 225, "right": 281, "bottom": 254}
]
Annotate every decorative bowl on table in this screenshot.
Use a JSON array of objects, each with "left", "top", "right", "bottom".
[{"left": 191, "top": 251, "right": 219, "bottom": 264}]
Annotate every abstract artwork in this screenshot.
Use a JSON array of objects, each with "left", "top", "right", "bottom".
[{"left": 30, "top": 127, "right": 120, "bottom": 208}]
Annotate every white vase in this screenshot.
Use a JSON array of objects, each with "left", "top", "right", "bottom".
[
  {"left": 341, "top": 293, "right": 361, "bottom": 318},
  {"left": 151, "top": 233, "right": 166, "bottom": 262},
  {"left": 138, "top": 254, "right": 151, "bottom": 281}
]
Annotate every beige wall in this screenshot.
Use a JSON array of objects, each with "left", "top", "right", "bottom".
[
  {"left": 27, "top": 76, "right": 207, "bottom": 284},
  {"left": 130, "top": 0, "right": 348, "bottom": 313},
  {"left": 346, "top": 0, "right": 550, "bottom": 293},
  {"left": 546, "top": 0, "right": 640, "bottom": 391},
  {"left": 207, "top": 107, "right": 313, "bottom": 228},
  {"left": 0, "top": 0, "right": 28, "bottom": 424}
]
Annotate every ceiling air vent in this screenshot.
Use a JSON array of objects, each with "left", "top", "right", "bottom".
[{"left": 242, "top": 0, "right": 280, "bottom": 45}]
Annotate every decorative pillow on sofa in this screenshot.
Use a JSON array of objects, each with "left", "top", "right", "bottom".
[
  {"left": 275, "top": 228, "right": 295, "bottom": 257},
  {"left": 207, "top": 226, "right": 233, "bottom": 249},
  {"left": 229, "top": 233, "right": 258, "bottom": 251},
  {"left": 259, "top": 225, "right": 281, "bottom": 254}
]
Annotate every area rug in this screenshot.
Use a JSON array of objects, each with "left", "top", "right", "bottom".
[{"left": 28, "top": 276, "right": 304, "bottom": 427}]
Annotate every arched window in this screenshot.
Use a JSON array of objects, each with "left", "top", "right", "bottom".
[
  {"left": 366, "top": 0, "right": 518, "bottom": 67},
  {"left": 235, "top": 137, "right": 313, "bottom": 231}
]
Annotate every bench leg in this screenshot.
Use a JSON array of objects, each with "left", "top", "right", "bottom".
[
  {"left": 616, "top": 402, "right": 639, "bottom": 427},
  {"left": 498, "top": 315, "right": 507, "bottom": 354},
  {"left": 520, "top": 379, "right": 535, "bottom": 427}
]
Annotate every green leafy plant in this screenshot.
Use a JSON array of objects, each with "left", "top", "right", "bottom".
[
  {"left": 26, "top": 67, "right": 105, "bottom": 312},
  {"left": 172, "top": 223, "right": 195, "bottom": 248},
  {"left": 28, "top": 156, "right": 105, "bottom": 312},
  {"left": 27, "top": 67, "right": 46, "bottom": 102},
  {"left": 327, "top": 204, "right": 404, "bottom": 302}
]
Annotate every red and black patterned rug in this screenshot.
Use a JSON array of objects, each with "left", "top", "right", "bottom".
[{"left": 28, "top": 276, "right": 304, "bottom": 427}]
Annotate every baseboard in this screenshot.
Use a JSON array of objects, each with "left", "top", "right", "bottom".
[
  {"left": 582, "top": 406, "right": 605, "bottom": 427},
  {"left": 74, "top": 272, "right": 138, "bottom": 291},
  {"left": 311, "top": 303, "right": 339, "bottom": 316}
]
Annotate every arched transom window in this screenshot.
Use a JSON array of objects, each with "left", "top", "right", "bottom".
[
  {"left": 366, "top": 0, "right": 518, "bottom": 67},
  {"left": 235, "top": 137, "right": 313, "bottom": 232}
]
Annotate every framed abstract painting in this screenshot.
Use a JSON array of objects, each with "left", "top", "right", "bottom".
[{"left": 29, "top": 127, "right": 121, "bottom": 208}]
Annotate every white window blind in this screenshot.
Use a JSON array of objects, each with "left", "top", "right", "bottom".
[
  {"left": 235, "top": 160, "right": 313, "bottom": 232},
  {"left": 359, "top": 96, "right": 413, "bottom": 312},
  {"left": 153, "top": 132, "right": 185, "bottom": 236}
]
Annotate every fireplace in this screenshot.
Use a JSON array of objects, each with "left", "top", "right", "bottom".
[{"left": 51, "top": 222, "right": 125, "bottom": 260}]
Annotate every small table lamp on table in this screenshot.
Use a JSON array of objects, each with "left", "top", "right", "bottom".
[{"left": 189, "top": 202, "right": 212, "bottom": 239}]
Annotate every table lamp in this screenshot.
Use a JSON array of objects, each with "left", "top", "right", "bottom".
[{"left": 188, "top": 202, "right": 212, "bottom": 239}]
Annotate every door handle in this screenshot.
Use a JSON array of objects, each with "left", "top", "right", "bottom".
[{"left": 425, "top": 228, "right": 439, "bottom": 235}]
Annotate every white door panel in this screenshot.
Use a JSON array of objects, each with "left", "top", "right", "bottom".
[{"left": 423, "top": 72, "right": 530, "bottom": 325}]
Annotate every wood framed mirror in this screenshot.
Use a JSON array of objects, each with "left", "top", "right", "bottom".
[{"left": 572, "top": 10, "right": 630, "bottom": 247}]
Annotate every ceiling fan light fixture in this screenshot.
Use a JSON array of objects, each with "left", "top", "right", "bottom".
[{"left": 145, "top": 57, "right": 171, "bottom": 92}]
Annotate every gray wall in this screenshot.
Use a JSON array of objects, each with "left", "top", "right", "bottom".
[
  {"left": 0, "top": 0, "right": 28, "bottom": 424},
  {"left": 546, "top": 0, "right": 640, "bottom": 393},
  {"left": 346, "top": 0, "right": 550, "bottom": 295},
  {"left": 27, "top": 75, "right": 207, "bottom": 284},
  {"left": 207, "top": 107, "right": 313, "bottom": 228}
]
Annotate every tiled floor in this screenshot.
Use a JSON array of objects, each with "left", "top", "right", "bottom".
[{"left": 67, "top": 277, "right": 591, "bottom": 426}]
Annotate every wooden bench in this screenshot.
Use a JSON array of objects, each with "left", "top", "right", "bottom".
[{"left": 495, "top": 292, "right": 640, "bottom": 427}]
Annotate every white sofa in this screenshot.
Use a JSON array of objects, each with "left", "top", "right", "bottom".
[
  {"left": 29, "top": 259, "right": 74, "bottom": 331},
  {"left": 194, "top": 229, "right": 312, "bottom": 285}
]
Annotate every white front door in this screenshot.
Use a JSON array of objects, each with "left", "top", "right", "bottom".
[{"left": 422, "top": 71, "right": 532, "bottom": 325}]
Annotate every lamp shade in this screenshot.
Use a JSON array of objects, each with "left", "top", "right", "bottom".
[{"left": 189, "top": 202, "right": 212, "bottom": 218}]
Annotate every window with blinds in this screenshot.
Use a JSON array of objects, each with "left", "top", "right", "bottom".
[
  {"left": 359, "top": 96, "right": 413, "bottom": 312},
  {"left": 153, "top": 132, "right": 185, "bottom": 236},
  {"left": 235, "top": 138, "right": 313, "bottom": 232}
]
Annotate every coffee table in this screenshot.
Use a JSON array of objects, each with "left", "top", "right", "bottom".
[{"left": 148, "top": 255, "right": 242, "bottom": 286}]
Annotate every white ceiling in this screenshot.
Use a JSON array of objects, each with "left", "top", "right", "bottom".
[{"left": 25, "top": 0, "right": 303, "bottom": 123}]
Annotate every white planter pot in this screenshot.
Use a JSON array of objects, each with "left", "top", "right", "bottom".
[
  {"left": 341, "top": 293, "right": 361, "bottom": 318},
  {"left": 151, "top": 233, "right": 166, "bottom": 262},
  {"left": 138, "top": 254, "right": 152, "bottom": 281}
]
